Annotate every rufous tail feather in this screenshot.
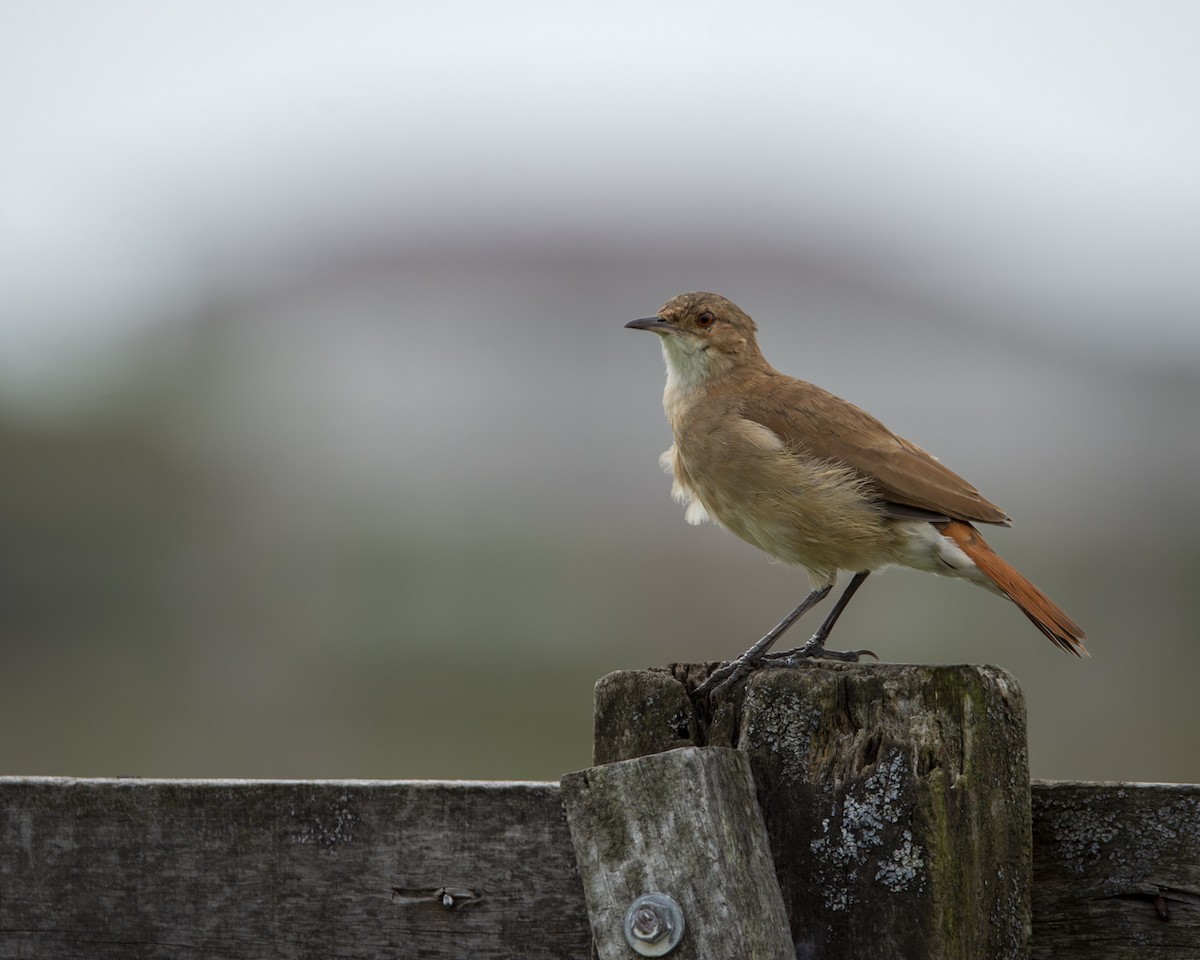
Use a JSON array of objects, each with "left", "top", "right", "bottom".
[{"left": 939, "top": 520, "right": 1087, "bottom": 656}]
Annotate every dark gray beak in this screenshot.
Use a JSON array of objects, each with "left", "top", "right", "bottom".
[{"left": 625, "top": 316, "right": 677, "bottom": 333}]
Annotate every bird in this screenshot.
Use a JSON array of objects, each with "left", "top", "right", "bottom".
[{"left": 625, "top": 291, "right": 1086, "bottom": 694}]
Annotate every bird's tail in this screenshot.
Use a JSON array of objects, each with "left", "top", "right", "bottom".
[{"left": 938, "top": 519, "right": 1088, "bottom": 656}]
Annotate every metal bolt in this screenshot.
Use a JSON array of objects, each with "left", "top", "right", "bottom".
[{"left": 623, "top": 893, "right": 684, "bottom": 956}]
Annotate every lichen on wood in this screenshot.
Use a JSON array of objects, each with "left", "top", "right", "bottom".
[{"left": 593, "top": 662, "right": 1033, "bottom": 960}]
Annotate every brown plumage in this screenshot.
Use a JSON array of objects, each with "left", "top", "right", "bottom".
[
  {"left": 937, "top": 519, "right": 1085, "bottom": 654},
  {"left": 626, "top": 291, "right": 1086, "bottom": 669},
  {"left": 746, "top": 377, "right": 1011, "bottom": 525}
]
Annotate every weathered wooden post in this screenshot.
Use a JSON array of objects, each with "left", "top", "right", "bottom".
[
  {"left": 594, "top": 662, "right": 1033, "bottom": 959},
  {"left": 561, "top": 746, "right": 794, "bottom": 959}
]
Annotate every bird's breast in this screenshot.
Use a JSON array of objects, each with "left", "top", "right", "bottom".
[{"left": 664, "top": 414, "right": 897, "bottom": 576}]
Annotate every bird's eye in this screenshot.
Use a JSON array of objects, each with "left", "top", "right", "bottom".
[{"left": 697, "top": 310, "right": 715, "bottom": 327}]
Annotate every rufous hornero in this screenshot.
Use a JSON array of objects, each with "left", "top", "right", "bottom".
[{"left": 626, "top": 291, "right": 1086, "bottom": 696}]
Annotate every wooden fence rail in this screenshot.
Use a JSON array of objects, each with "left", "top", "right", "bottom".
[{"left": 2, "top": 662, "right": 1198, "bottom": 959}]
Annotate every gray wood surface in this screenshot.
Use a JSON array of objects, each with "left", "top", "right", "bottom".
[
  {"left": 561, "top": 745, "right": 793, "bottom": 960},
  {"left": 3, "top": 674, "right": 1198, "bottom": 958},
  {"left": 1031, "top": 780, "right": 1200, "bottom": 959},
  {"left": 0, "top": 776, "right": 590, "bottom": 960},
  {"left": 594, "top": 663, "right": 1033, "bottom": 960}
]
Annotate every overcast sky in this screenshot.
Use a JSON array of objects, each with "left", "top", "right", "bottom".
[{"left": 2, "top": 0, "right": 1199, "bottom": 398}]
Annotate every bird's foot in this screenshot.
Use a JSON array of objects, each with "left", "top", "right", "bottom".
[
  {"left": 694, "top": 642, "right": 879, "bottom": 700},
  {"left": 764, "top": 637, "right": 878, "bottom": 664},
  {"left": 694, "top": 655, "right": 763, "bottom": 699}
]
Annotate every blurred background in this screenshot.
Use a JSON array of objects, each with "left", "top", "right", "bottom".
[{"left": 2, "top": 1, "right": 1197, "bottom": 784}]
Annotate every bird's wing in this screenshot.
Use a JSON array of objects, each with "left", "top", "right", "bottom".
[{"left": 741, "top": 374, "right": 1011, "bottom": 525}]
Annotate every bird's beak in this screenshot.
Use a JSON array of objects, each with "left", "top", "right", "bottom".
[{"left": 625, "top": 316, "right": 677, "bottom": 334}]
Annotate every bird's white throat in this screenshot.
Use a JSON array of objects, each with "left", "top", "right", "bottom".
[{"left": 660, "top": 335, "right": 718, "bottom": 418}]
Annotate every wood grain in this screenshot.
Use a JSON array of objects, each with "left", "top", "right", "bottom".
[
  {"left": 0, "top": 777, "right": 590, "bottom": 960},
  {"left": 1032, "top": 781, "right": 1200, "bottom": 959},
  {"left": 3, "top": 671, "right": 1197, "bottom": 959},
  {"left": 594, "top": 663, "right": 1033, "bottom": 959},
  {"left": 561, "top": 746, "right": 793, "bottom": 960}
]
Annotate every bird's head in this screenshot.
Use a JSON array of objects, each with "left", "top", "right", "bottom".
[{"left": 625, "top": 292, "right": 764, "bottom": 389}]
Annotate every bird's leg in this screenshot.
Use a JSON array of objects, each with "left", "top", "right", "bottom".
[
  {"left": 695, "top": 584, "right": 833, "bottom": 697},
  {"left": 767, "top": 570, "right": 877, "bottom": 663}
]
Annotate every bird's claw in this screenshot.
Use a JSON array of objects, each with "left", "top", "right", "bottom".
[
  {"left": 694, "top": 656, "right": 761, "bottom": 699},
  {"left": 695, "top": 644, "right": 879, "bottom": 700},
  {"left": 765, "top": 646, "right": 878, "bottom": 664}
]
